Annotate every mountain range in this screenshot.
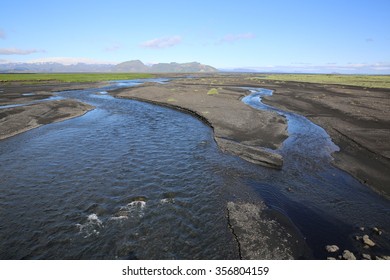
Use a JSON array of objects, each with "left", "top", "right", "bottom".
[{"left": 0, "top": 60, "right": 218, "bottom": 73}]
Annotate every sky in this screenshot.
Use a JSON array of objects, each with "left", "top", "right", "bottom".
[{"left": 1, "top": 0, "right": 389, "bottom": 73}]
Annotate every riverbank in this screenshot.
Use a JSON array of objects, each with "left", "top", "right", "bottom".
[
  {"left": 0, "top": 82, "right": 98, "bottom": 140},
  {"left": 256, "top": 79, "right": 390, "bottom": 199}
]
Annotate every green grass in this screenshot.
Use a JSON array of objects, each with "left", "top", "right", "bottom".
[
  {"left": 0, "top": 73, "right": 154, "bottom": 83},
  {"left": 207, "top": 88, "right": 219, "bottom": 95},
  {"left": 248, "top": 74, "right": 390, "bottom": 89}
]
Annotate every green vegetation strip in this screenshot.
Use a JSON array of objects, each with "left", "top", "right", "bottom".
[
  {"left": 249, "top": 74, "right": 390, "bottom": 89},
  {"left": 0, "top": 73, "right": 154, "bottom": 83},
  {"left": 207, "top": 88, "right": 219, "bottom": 95}
]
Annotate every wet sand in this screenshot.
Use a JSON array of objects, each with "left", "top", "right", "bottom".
[
  {"left": 256, "top": 80, "right": 390, "bottom": 199},
  {"left": 0, "top": 82, "right": 96, "bottom": 140}
]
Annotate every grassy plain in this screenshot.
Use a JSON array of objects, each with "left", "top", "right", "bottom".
[
  {"left": 0, "top": 73, "right": 154, "bottom": 83},
  {"left": 249, "top": 74, "right": 390, "bottom": 89}
]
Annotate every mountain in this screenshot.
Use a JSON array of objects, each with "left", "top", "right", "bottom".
[
  {"left": 112, "top": 60, "right": 149, "bottom": 72},
  {"left": 112, "top": 60, "right": 218, "bottom": 73},
  {"left": 150, "top": 62, "right": 217, "bottom": 73},
  {"left": 0, "top": 62, "right": 113, "bottom": 73},
  {"left": 0, "top": 60, "right": 218, "bottom": 73}
]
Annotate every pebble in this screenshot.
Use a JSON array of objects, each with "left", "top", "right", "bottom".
[
  {"left": 362, "top": 235, "right": 376, "bottom": 247},
  {"left": 325, "top": 245, "right": 339, "bottom": 253},
  {"left": 355, "top": 235, "right": 362, "bottom": 241},
  {"left": 359, "top": 227, "right": 365, "bottom": 231},
  {"left": 327, "top": 257, "right": 336, "bottom": 260},
  {"left": 362, "top": 253, "right": 371, "bottom": 260},
  {"left": 373, "top": 227, "right": 382, "bottom": 235},
  {"left": 342, "top": 250, "right": 356, "bottom": 260}
]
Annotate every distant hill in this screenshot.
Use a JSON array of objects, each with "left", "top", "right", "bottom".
[
  {"left": 0, "top": 60, "right": 218, "bottom": 73},
  {"left": 112, "top": 60, "right": 218, "bottom": 73},
  {"left": 0, "top": 62, "right": 113, "bottom": 73},
  {"left": 112, "top": 60, "right": 149, "bottom": 72}
]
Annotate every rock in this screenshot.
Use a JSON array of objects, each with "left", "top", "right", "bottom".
[
  {"left": 325, "top": 245, "right": 339, "bottom": 253},
  {"left": 362, "top": 235, "right": 375, "bottom": 247},
  {"left": 355, "top": 235, "right": 362, "bottom": 241},
  {"left": 342, "top": 250, "right": 356, "bottom": 260},
  {"left": 376, "top": 255, "right": 390, "bottom": 260},
  {"left": 373, "top": 227, "right": 382, "bottom": 235},
  {"left": 327, "top": 257, "right": 336, "bottom": 260},
  {"left": 362, "top": 253, "right": 371, "bottom": 260},
  {"left": 359, "top": 227, "right": 365, "bottom": 231}
]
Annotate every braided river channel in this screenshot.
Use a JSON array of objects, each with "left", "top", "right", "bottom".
[{"left": 0, "top": 79, "right": 389, "bottom": 259}]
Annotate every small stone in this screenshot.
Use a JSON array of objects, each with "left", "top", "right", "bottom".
[
  {"left": 363, "top": 245, "right": 370, "bottom": 249},
  {"left": 362, "top": 235, "right": 376, "bottom": 247},
  {"left": 327, "top": 257, "right": 336, "bottom": 260},
  {"left": 325, "top": 245, "right": 339, "bottom": 253},
  {"left": 375, "top": 256, "right": 384, "bottom": 260},
  {"left": 355, "top": 235, "right": 362, "bottom": 241},
  {"left": 359, "top": 227, "right": 365, "bottom": 231},
  {"left": 362, "top": 253, "right": 371, "bottom": 260},
  {"left": 379, "top": 255, "right": 390, "bottom": 260},
  {"left": 373, "top": 227, "right": 382, "bottom": 235},
  {"left": 286, "top": 187, "right": 293, "bottom": 192},
  {"left": 342, "top": 250, "right": 356, "bottom": 260}
]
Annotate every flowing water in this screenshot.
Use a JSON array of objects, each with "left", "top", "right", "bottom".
[{"left": 0, "top": 81, "right": 389, "bottom": 259}]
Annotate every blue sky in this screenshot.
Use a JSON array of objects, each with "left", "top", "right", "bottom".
[{"left": 1, "top": 0, "right": 389, "bottom": 73}]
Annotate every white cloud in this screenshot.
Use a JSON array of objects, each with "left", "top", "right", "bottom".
[
  {"left": 140, "top": 36, "right": 182, "bottom": 49},
  {"left": 0, "top": 48, "right": 45, "bottom": 55},
  {"left": 27, "top": 57, "right": 115, "bottom": 65},
  {"left": 218, "top": 32, "right": 255, "bottom": 44}
]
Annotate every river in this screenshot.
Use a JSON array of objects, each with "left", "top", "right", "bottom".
[{"left": 0, "top": 80, "right": 389, "bottom": 259}]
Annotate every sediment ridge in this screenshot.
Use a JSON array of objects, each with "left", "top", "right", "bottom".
[{"left": 110, "top": 80, "right": 288, "bottom": 169}]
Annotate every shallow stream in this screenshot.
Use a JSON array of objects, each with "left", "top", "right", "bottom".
[{"left": 0, "top": 81, "right": 389, "bottom": 259}]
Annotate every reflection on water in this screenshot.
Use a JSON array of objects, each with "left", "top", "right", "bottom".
[{"left": 0, "top": 82, "right": 389, "bottom": 259}]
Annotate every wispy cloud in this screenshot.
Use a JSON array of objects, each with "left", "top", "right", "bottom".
[
  {"left": 0, "top": 48, "right": 45, "bottom": 55},
  {"left": 104, "top": 43, "right": 122, "bottom": 52},
  {"left": 0, "top": 29, "right": 5, "bottom": 39},
  {"left": 27, "top": 57, "right": 115, "bottom": 65},
  {"left": 140, "top": 36, "right": 182, "bottom": 49},
  {"left": 218, "top": 32, "right": 255, "bottom": 44}
]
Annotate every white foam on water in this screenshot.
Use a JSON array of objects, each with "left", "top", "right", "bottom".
[
  {"left": 160, "top": 198, "right": 175, "bottom": 204},
  {"left": 76, "top": 213, "right": 104, "bottom": 238},
  {"left": 111, "top": 200, "right": 147, "bottom": 221},
  {"left": 128, "top": 200, "right": 146, "bottom": 209},
  {"left": 109, "top": 215, "right": 128, "bottom": 221}
]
